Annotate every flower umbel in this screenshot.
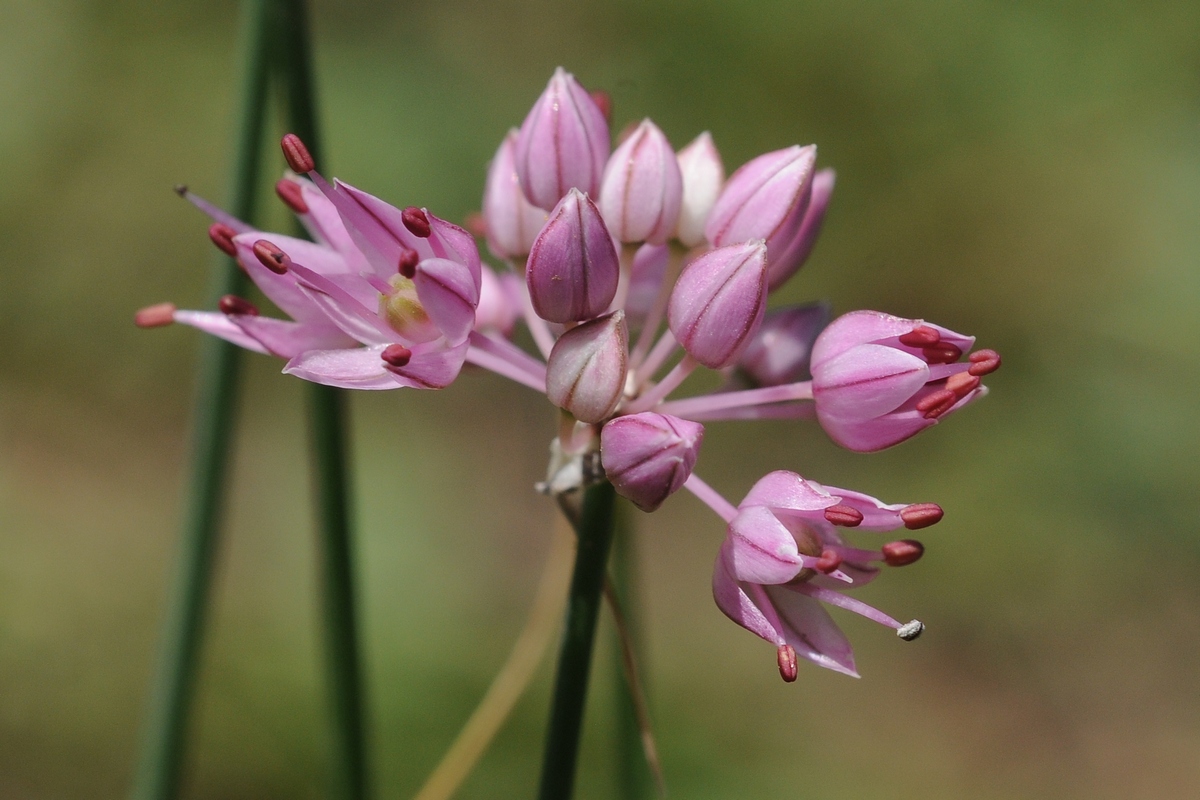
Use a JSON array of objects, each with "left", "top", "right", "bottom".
[{"left": 143, "top": 67, "right": 1001, "bottom": 682}]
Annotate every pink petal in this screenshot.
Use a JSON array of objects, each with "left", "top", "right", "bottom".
[
  {"left": 283, "top": 345, "right": 403, "bottom": 389},
  {"left": 741, "top": 470, "right": 835, "bottom": 513},
  {"left": 816, "top": 407, "right": 935, "bottom": 453},
  {"left": 229, "top": 315, "right": 355, "bottom": 359},
  {"left": 296, "top": 179, "right": 368, "bottom": 272},
  {"left": 414, "top": 257, "right": 479, "bottom": 346},
  {"left": 712, "top": 546, "right": 784, "bottom": 646},
  {"left": 812, "top": 343, "right": 930, "bottom": 421},
  {"left": 426, "top": 213, "right": 482, "bottom": 289},
  {"left": 172, "top": 310, "right": 269, "bottom": 354},
  {"left": 725, "top": 506, "right": 804, "bottom": 584},
  {"left": 809, "top": 310, "right": 918, "bottom": 370},
  {"left": 765, "top": 586, "right": 859, "bottom": 677},
  {"left": 289, "top": 263, "right": 398, "bottom": 346}
]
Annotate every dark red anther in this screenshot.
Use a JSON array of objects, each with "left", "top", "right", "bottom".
[
  {"left": 135, "top": 302, "right": 176, "bottom": 328},
  {"left": 252, "top": 239, "right": 290, "bottom": 274},
  {"left": 900, "top": 503, "right": 943, "bottom": 530},
  {"left": 218, "top": 295, "right": 259, "bottom": 316},
  {"left": 916, "top": 388, "right": 956, "bottom": 419},
  {"left": 824, "top": 504, "right": 863, "bottom": 527},
  {"left": 398, "top": 248, "right": 419, "bottom": 279},
  {"left": 275, "top": 178, "right": 309, "bottom": 214},
  {"left": 281, "top": 133, "right": 315, "bottom": 173},
  {"left": 816, "top": 548, "right": 843, "bottom": 574},
  {"left": 967, "top": 348, "right": 1002, "bottom": 376},
  {"left": 402, "top": 206, "right": 431, "bottom": 238},
  {"left": 776, "top": 644, "right": 798, "bottom": 683},
  {"left": 590, "top": 89, "right": 613, "bottom": 124},
  {"left": 922, "top": 343, "right": 963, "bottom": 364},
  {"left": 381, "top": 343, "right": 413, "bottom": 368},
  {"left": 882, "top": 539, "right": 925, "bottom": 567},
  {"left": 463, "top": 211, "right": 487, "bottom": 239},
  {"left": 945, "top": 371, "right": 980, "bottom": 397},
  {"left": 899, "top": 325, "right": 941, "bottom": 347},
  {"left": 208, "top": 223, "right": 238, "bottom": 257}
]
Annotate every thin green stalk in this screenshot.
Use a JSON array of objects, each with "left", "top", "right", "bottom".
[
  {"left": 610, "top": 517, "right": 652, "bottom": 800},
  {"left": 129, "top": 1, "right": 273, "bottom": 798},
  {"left": 537, "top": 481, "right": 618, "bottom": 800},
  {"left": 273, "top": 3, "right": 369, "bottom": 797}
]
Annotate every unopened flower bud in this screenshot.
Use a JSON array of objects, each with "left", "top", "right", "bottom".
[
  {"left": 765, "top": 167, "right": 835, "bottom": 291},
  {"left": 546, "top": 311, "right": 628, "bottom": 423},
  {"left": 667, "top": 241, "right": 768, "bottom": 369},
  {"left": 624, "top": 243, "right": 670, "bottom": 324},
  {"left": 598, "top": 119, "right": 682, "bottom": 245},
  {"left": 474, "top": 266, "right": 520, "bottom": 336},
  {"left": 674, "top": 132, "right": 724, "bottom": 247},
  {"left": 515, "top": 67, "right": 610, "bottom": 210},
  {"left": 737, "top": 301, "right": 831, "bottom": 386},
  {"left": 483, "top": 130, "right": 548, "bottom": 260},
  {"left": 526, "top": 188, "right": 619, "bottom": 323},
  {"left": 601, "top": 412, "right": 704, "bottom": 511},
  {"left": 705, "top": 145, "right": 816, "bottom": 277}
]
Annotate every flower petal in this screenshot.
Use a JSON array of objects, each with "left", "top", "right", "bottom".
[
  {"left": 414, "top": 257, "right": 479, "bottom": 346},
  {"left": 289, "top": 263, "right": 398, "bottom": 346},
  {"left": 712, "top": 545, "right": 784, "bottom": 646},
  {"left": 741, "top": 470, "right": 836, "bottom": 513},
  {"left": 812, "top": 343, "right": 930, "bottom": 422},
  {"left": 725, "top": 506, "right": 804, "bottom": 584},
  {"left": 765, "top": 585, "right": 859, "bottom": 677},
  {"left": 172, "top": 310, "right": 269, "bottom": 354},
  {"left": 229, "top": 315, "right": 355, "bottom": 359},
  {"left": 283, "top": 345, "right": 403, "bottom": 389}
]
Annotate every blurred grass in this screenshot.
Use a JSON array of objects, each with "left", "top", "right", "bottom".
[{"left": 2, "top": 0, "right": 1200, "bottom": 797}]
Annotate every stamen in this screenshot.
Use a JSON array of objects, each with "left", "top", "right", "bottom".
[
  {"left": 945, "top": 371, "right": 980, "bottom": 396},
  {"left": 173, "top": 184, "right": 188, "bottom": 197},
  {"left": 922, "top": 343, "right": 963, "bottom": 364},
  {"left": 398, "top": 248, "right": 419, "bottom": 278},
  {"left": 824, "top": 504, "right": 863, "bottom": 527},
  {"left": 881, "top": 539, "right": 925, "bottom": 566},
  {"left": 402, "top": 207, "right": 431, "bottom": 238},
  {"left": 252, "top": 239, "right": 291, "bottom": 274},
  {"left": 134, "top": 302, "right": 176, "bottom": 328},
  {"left": 897, "top": 620, "right": 925, "bottom": 641},
  {"left": 280, "top": 133, "right": 315, "bottom": 173},
  {"left": 900, "top": 503, "right": 943, "bottom": 530},
  {"left": 381, "top": 343, "right": 413, "bottom": 368},
  {"left": 275, "top": 178, "right": 309, "bottom": 214},
  {"left": 968, "top": 348, "right": 1002, "bottom": 376},
  {"left": 776, "top": 644, "right": 798, "bottom": 683},
  {"left": 916, "top": 388, "right": 956, "bottom": 419},
  {"left": 899, "top": 325, "right": 940, "bottom": 347},
  {"left": 590, "top": 90, "right": 613, "bottom": 124},
  {"left": 208, "top": 223, "right": 238, "bottom": 257},
  {"left": 816, "top": 548, "right": 843, "bottom": 573},
  {"left": 218, "top": 295, "right": 259, "bottom": 316}
]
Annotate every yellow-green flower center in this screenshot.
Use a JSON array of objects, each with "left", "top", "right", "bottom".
[{"left": 380, "top": 275, "right": 440, "bottom": 343}]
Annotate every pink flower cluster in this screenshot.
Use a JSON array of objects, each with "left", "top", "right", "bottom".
[{"left": 140, "top": 67, "right": 1000, "bottom": 681}]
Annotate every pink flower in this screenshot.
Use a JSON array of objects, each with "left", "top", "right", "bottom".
[
  {"left": 707, "top": 470, "right": 939, "bottom": 678},
  {"left": 810, "top": 310, "right": 1001, "bottom": 452}
]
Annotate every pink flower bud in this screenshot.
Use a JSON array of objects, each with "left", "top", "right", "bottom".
[
  {"left": 482, "top": 130, "right": 548, "bottom": 260},
  {"left": 474, "top": 265, "right": 520, "bottom": 336},
  {"left": 601, "top": 412, "right": 703, "bottom": 511},
  {"left": 704, "top": 145, "right": 816, "bottom": 277},
  {"left": 515, "top": 67, "right": 611, "bottom": 210},
  {"left": 545, "top": 311, "right": 628, "bottom": 423},
  {"left": 810, "top": 310, "right": 997, "bottom": 452},
  {"left": 623, "top": 243, "right": 670, "bottom": 324},
  {"left": 667, "top": 241, "right": 768, "bottom": 369},
  {"left": 526, "top": 188, "right": 620, "bottom": 323},
  {"left": 737, "top": 301, "right": 831, "bottom": 386},
  {"left": 674, "top": 132, "right": 724, "bottom": 247},
  {"left": 765, "top": 168, "right": 835, "bottom": 291},
  {"left": 598, "top": 119, "right": 683, "bottom": 244}
]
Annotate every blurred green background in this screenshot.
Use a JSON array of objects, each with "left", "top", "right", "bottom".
[{"left": 2, "top": 0, "right": 1199, "bottom": 797}]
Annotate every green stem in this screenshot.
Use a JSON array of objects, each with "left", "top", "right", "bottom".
[
  {"left": 610, "top": 517, "right": 651, "bottom": 800},
  {"left": 129, "top": 1, "right": 273, "bottom": 798},
  {"left": 537, "top": 481, "right": 618, "bottom": 800},
  {"left": 273, "top": 3, "right": 369, "bottom": 797}
]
